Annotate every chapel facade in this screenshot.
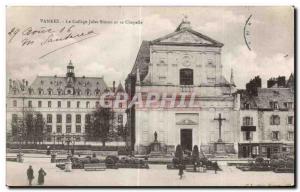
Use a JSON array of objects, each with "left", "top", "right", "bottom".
[{"left": 126, "top": 18, "right": 240, "bottom": 154}]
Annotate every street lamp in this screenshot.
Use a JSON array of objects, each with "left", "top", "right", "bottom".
[{"left": 52, "top": 132, "right": 56, "bottom": 151}]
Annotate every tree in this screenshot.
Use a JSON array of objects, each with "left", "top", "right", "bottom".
[
  {"left": 192, "top": 145, "right": 200, "bottom": 165},
  {"left": 174, "top": 144, "right": 183, "bottom": 164},
  {"left": 9, "top": 110, "right": 46, "bottom": 145},
  {"left": 86, "top": 107, "right": 114, "bottom": 146}
]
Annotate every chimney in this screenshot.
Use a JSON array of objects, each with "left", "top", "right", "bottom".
[{"left": 113, "top": 81, "right": 116, "bottom": 92}]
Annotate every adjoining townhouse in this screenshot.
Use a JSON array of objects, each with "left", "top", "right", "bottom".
[
  {"left": 238, "top": 75, "right": 294, "bottom": 158},
  {"left": 6, "top": 61, "right": 127, "bottom": 145}
]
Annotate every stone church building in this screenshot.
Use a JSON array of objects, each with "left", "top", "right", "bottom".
[{"left": 126, "top": 18, "right": 240, "bottom": 154}]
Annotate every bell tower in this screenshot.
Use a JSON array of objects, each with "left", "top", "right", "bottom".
[
  {"left": 66, "top": 60, "right": 75, "bottom": 84},
  {"left": 65, "top": 60, "right": 75, "bottom": 95}
]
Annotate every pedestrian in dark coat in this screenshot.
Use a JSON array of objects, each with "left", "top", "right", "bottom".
[
  {"left": 38, "top": 168, "right": 47, "bottom": 185},
  {"left": 213, "top": 162, "right": 218, "bottom": 174},
  {"left": 27, "top": 165, "right": 34, "bottom": 186},
  {"left": 178, "top": 163, "right": 184, "bottom": 179}
]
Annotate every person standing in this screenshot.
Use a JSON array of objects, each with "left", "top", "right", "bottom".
[
  {"left": 214, "top": 162, "right": 218, "bottom": 174},
  {"left": 178, "top": 163, "right": 184, "bottom": 179},
  {"left": 38, "top": 168, "right": 47, "bottom": 185},
  {"left": 26, "top": 165, "right": 34, "bottom": 186}
]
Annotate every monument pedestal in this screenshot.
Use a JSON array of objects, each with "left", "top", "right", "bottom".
[
  {"left": 148, "top": 141, "right": 171, "bottom": 157},
  {"left": 65, "top": 156, "right": 72, "bottom": 172},
  {"left": 214, "top": 140, "right": 226, "bottom": 155}
]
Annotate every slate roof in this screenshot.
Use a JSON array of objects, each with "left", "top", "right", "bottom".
[
  {"left": 240, "top": 88, "right": 294, "bottom": 110},
  {"left": 130, "top": 40, "right": 150, "bottom": 81},
  {"left": 28, "top": 75, "right": 108, "bottom": 96},
  {"left": 255, "top": 88, "right": 294, "bottom": 109}
]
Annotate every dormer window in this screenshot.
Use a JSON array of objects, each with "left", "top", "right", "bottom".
[
  {"left": 38, "top": 89, "right": 43, "bottom": 95},
  {"left": 48, "top": 89, "right": 53, "bottom": 95},
  {"left": 244, "top": 103, "right": 250, "bottom": 109},
  {"left": 270, "top": 101, "right": 279, "bottom": 110},
  {"left": 95, "top": 89, "right": 100, "bottom": 96},
  {"left": 284, "top": 102, "right": 293, "bottom": 110},
  {"left": 86, "top": 89, "right": 91, "bottom": 96}
]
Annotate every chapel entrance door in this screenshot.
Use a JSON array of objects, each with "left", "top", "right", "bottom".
[{"left": 180, "top": 129, "right": 192, "bottom": 151}]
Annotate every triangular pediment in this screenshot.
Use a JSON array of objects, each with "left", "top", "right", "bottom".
[
  {"left": 176, "top": 118, "right": 198, "bottom": 125},
  {"left": 152, "top": 28, "right": 223, "bottom": 47},
  {"left": 161, "top": 31, "right": 212, "bottom": 44}
]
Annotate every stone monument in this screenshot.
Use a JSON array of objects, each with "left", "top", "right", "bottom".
[{"left": 213, "top": 113, "right": 227, "bottom": 154}]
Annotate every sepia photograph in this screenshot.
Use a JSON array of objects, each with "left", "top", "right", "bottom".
[{"left": 6, "top": 6, "right": 295, "bottom": 187}]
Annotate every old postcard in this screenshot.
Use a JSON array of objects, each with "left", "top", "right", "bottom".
[{"left": 6, "top": 6, "right": 295, "bottom": 187}]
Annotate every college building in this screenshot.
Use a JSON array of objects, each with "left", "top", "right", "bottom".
[{"left": 6, "top": 61, "right": 127, "bottom": 145}]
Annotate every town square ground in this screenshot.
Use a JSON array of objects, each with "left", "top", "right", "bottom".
[{"left": 6, "top": 154, "right": 294, "bottom": 187}]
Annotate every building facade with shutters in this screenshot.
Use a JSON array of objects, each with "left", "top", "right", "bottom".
[
  {"left": 6, "top": 61, "right": 127, "bottom": 145},
  {"left": 238, "top": 75, "right": 294, "bottom": 158}
]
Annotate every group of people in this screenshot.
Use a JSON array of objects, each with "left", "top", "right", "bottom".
[
  {"left": 178, "top": 161, "right": 219, "bottom": 179},
  {"left": 26, "top": 165, "right": 47, "bottom": 186}
]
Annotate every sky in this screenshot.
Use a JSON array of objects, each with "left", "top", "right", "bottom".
[{"left": 6, "top": 6, "right": 294, "bottom": 89}]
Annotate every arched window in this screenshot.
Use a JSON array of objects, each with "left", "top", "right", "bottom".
[{"left": 180, "top": 68, "right": 193, "bottom": 85}]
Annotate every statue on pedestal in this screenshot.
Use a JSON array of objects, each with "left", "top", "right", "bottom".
[{"left": 154, "top": 131, "right": 158, "bottom": 142}]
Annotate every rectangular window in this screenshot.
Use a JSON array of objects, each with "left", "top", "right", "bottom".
[
  {"left": 244, "top": 131, "right": 253, "bottom": 141},
  {"left": 284, "top": 102, "right": 293, "bottom": 110},
  {"left": 76, "top": 114, "right": 81, "bottom": 123},
  {"left": 244, "top": 103, "right": 250, "bottom": 109},
  {"left": 12, "top": 114, "right": 18, "bottom": 123},
  {"left": 66, "top": 114, "right": 72, "bottom": 123},
  {"left": 95, "top": 101, "right": 99, "bottom": 108},
  {"left": 270, "top": 115, "right": 280, "bottom": 125},
  {"left": 47, "top": 114, "right": 52, "bottom": 123},
  {"left": 28, "top": 100, "right": 32, "bottom": 107},
  {"left": 243, "top": 117, "right": 253, "bottom": 126},
  {"left": 270, "top": 101, "right": 279, "bottom": 110},
  {"left": 77, "top": 101, "right": 80, "bottom": 108},
  {"left": 180, "top": 69, "right": 193, "bottom": 85},
  {"left": 56, "top": 114, "right": 62, "bottom": 123},
  {"left": 13, "top": 100, "right": 17, "bottom": 107},
  {"left": 56, "top": 125, "right": 62, "bottom": 133},
  {"left": 47, "top": 125, "right": 52, "bottom": 133},
  {"left": 272, "top": 131, "right": 280, "bottom": 140},
  {"left": 67, "top": 101, "right": 71, "bottom": 108},
  {"left": 288, "top": 131, "right": 294, "bottom": 140},
  {"left": 57, "top": 101, "right": 61, "bottom": 108},
  {"left": 86, "top": 101, "right": 90, "bottom": 108},
  {"left": 85, "top": 114, "right": 91, "bottom": 123},
  {"left": 48, "top": 101, "right": 51, "bottom": 108},
  {"left": 287, "top": 116, "right": 294, "bottom": 125},
  {"left": 66, "top": 125, "right": 71, "bottom": 133},
  {"left": 76, "top": 125, "right": 81, "bottom": 133},
  {"left": 38, "top": 101, "right": 42, "bottom": 108}
]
